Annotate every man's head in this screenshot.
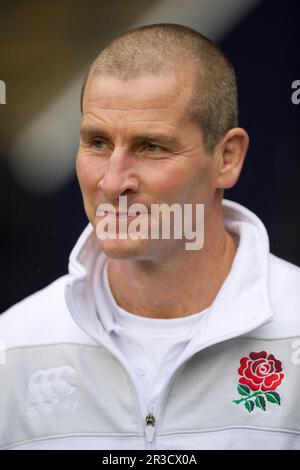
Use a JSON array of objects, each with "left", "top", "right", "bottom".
[{"left": 76, "top": 23, "right": 248, "bottom": 261}]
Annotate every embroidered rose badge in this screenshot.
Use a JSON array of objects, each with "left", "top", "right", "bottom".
[{"left": 232, "top": 351, "right": 285, "bottom": 412}]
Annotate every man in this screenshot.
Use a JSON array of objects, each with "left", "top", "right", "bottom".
[{"left": 0, "top": 23, "right": 299, "bottom": 450}]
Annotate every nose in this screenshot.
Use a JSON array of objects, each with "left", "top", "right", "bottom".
[{"left": 98, "top": 148, "right": 139, "bottom": 201}]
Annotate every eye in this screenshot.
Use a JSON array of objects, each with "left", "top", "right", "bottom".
[
  {"left": 143, "top": 142, "right": 163, "bottom": 153},
  {"left": 91, "top": 138, "right": 106, "bottom": 149}
]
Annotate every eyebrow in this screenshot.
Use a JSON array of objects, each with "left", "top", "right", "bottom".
[
  {"left": 80, "top": 126, "right": 110, "bottom": 139},
  {"left": 80, "top": 126, "right": 181, "bottom": 147}
]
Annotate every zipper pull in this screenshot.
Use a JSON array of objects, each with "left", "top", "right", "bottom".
[{"left": 145, "top": 412, "right": 156, "bottom": 442}]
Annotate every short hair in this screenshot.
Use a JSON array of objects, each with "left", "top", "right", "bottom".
[{"left": 80, "top": 23, "right": 238, "bottom": 153}]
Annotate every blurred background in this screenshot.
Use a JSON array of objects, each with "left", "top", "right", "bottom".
[{"left": 0, "top": 0, "right": 299, "bottom": 312}]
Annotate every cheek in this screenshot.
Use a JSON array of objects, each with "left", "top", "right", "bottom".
[
  {"left": 143, "top": 165, "right": 183, "bottom": 201},
  {"left": 142, "top": 167, "right": 185, "bottom": 205},
  {"left": 76, "top": 153, "right": 102, "bottom": 191},
  {"left": 149, "top": 161, "right": 211, "bottom": 203},
  {"left": 76, "top": 154, "right": 101, "bottom": 222}
]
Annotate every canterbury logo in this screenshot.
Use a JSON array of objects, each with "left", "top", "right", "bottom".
[{"left": 26, "top": 366, "right": 78, "bottom": 415}]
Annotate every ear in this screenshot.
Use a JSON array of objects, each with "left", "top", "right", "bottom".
[{"left": 213, "top": 128, "right": 249, "bottom": 189}]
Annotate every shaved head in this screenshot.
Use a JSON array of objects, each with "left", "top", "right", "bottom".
[{"left": 81, "top": 23, "right": 238, "bottom": 153}]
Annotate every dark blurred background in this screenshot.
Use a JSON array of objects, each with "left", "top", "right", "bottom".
[{"left": 0, "top": 0, "right": 299, "bottom": 312}]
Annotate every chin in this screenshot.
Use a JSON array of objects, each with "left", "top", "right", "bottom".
[{"left": 97, "top": 236, "right": 152, "bottom": 260}]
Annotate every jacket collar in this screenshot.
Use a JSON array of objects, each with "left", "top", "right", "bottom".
[{"left": 64, "top": 199, "right": 274, "bottom": 349}]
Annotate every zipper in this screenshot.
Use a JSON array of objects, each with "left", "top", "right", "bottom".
[{"left": 145, "top": 410, "right": 156, "bottom": 443}]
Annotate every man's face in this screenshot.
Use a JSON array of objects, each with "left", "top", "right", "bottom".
[{"left": 76, "top": 71, "right": 218, "bottom": 260}]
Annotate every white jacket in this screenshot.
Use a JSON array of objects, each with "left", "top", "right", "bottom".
[{"left": 0, "top": 199, "right": 300, "bottom": 450}]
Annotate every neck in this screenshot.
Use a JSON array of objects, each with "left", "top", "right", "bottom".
[{"left": 107, "top": 205, "right": 238, "bottom": 319}]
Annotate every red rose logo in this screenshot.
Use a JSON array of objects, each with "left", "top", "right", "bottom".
[
  {"left": 238, "top": 351, "right": 284, "bottom": 392},
  {"left": 232, "top": 351, "right": 285, "bottom": 413}
]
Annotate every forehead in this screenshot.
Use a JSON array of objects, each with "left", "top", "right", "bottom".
[{"left": 82, "top": 73, "right": 193, "bottom": 124}]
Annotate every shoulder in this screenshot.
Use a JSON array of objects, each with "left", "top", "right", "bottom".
[
  {"left": 254, "top": 253, "right": 300, "bottom": 338},
  {"left": 268, "top": 253, "right": 300, "bottom": 303},
  {"left": 0, "top": 276, "right": 94, "bottom": 349}
]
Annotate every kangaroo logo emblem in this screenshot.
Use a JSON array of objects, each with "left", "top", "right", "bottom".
[{"left": 27, "top": 366, "right": 78, "bottom": 415}]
